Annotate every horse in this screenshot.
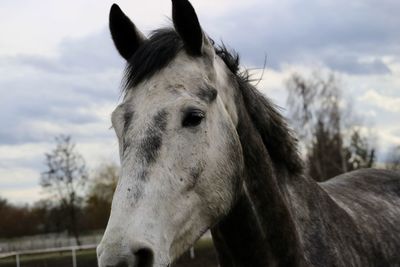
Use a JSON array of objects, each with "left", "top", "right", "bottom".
[{"left": 97, "top": 0, "right": 400, "bottom": 266}]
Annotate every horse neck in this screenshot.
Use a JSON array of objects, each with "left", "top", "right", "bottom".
[
  {"left": 210, "top": 135, "right": 352, "bottom": 267},
  {"left": 211, "top": 169, "right": 309, "bottom": 267},
  {"left": 211, "top": 169, "right": 346, "bottom": 267},
  {"left": 211, "top": 107, "right": 307, "bottom": 267}
]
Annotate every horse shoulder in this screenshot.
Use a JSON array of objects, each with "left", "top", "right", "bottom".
[{"left": 319, "top": 168, "right": 400, "bottom": 265}]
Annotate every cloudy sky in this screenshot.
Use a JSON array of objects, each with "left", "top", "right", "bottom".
[{"left": 1, "top": 0, "right": 399, "bottom": 204}]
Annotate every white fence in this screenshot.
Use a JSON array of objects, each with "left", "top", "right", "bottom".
[
  {"left": 0, "top": 233, "right": 103, "bottom": 253},
  {"left": 0, "top": 244, "right": 97, "bottom": 267}
]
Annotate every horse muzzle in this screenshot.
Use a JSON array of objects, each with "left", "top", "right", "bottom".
[{"left": 97, "top": 243, "right": 154, "bottom": 267}]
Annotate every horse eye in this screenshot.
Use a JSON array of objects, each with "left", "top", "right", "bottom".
[{"left": 182, "top": 110, "right": 205, "bottom": 127}]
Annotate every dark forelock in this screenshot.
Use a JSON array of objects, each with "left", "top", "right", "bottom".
[{"left": 122, "top": 28, "right": 243, "bottom": 94}]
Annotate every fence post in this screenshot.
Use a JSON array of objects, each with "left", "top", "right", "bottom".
[
  {"left": 189, "top": 246, "right": 195, "bottom": 259},
  {"left": 15, "top": 253, "right": 20, "bottom": 267},
  {"left": 72, "top": 248, "right": 77, "bottom": 267}
]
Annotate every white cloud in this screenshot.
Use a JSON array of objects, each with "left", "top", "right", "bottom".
[
  {"left": 371, "top": 126, "right": 400, "bottom": 160},
  {"left": 77, "top": 140, "right": 119, "bottom": 170},
  {"left": 0, "top": 143, "right": 51, "bottom": 162},
  {"left": 360, "top": 90, "right": 400, "bottom": 113},
  {"left": 0, "top": 143, "right": 54, "bottom": 203},
  {"left": 0, "top": 167, "right": 39, "bottom": 187},
  {"left": 23, "top": 102, "right": 115, "bottom": 140},
  {"left": 0, "top": 186, "right": 42, "bottom": 205},
  {"left": 249, "top": 68, "right": 289, "bottom": 108}
]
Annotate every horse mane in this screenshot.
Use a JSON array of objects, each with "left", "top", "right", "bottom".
[
  {"left": 235, "top": 77, "right": 304, "bottom": 175},
  {"left": 123, "top": 28, "right": 304, "bottom": 175},
  {"left": 216, "top": 44, "right": 304, "bottom": 175}
]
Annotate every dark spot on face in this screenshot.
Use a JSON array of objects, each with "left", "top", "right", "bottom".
[
  {"left": 187, "top": 163, "right": 204, "bottom": 190},
  {"left": 123, "top": 140, "right": 130, "bottom": 155},
  {"left": 153, "top": 109, "right": 168, "bottom": 132},
  {"left": 139, "top": 132, "right": 161, "bottom": 164},
  {"left": 190, "top": 166, "right": 202, "bottom": 181},
  {"left": 138, "top": 169, "right": 148, "bottom": 181},
  {"left": 123, "top": 111, "right": 134, "bottom": 133},
  {"left": 197, "top": 86, "right": 218, "bottom": 103},
  {"left": 122, "top": 111, "right": 134, "bottom": 154},
  {"left": 127, "top": 170, "right": 147, "bottom": 200},
  {"left": 132, "top": 186, "right": 143, "bottom": 200},
  {"left": 138, "top": 109, "right": 168, "bottom": 165}
]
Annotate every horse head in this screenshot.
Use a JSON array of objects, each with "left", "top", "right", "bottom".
[{"left": 97, "top": 1, "right": 244, "bottom": 266}]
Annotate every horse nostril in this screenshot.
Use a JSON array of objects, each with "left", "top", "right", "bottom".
[
  {"left": 115, "top": 261, "right": 129, "bottom": 267},
  {"left": 134, "top": 248, "right": 154, "bottom": 267},
  {"left": 103, "top": 260, "right": 128, "bottom": 267}
]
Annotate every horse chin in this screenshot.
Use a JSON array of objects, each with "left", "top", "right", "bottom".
[
  {"left": 152, "top": 255, "right": 172, "bottom": 267},
  {"left": 168, "top": 226, "right": 209, "bottom": 265},
  {"left": 169, "top": 242, "right": 192, "bottom": 264}
]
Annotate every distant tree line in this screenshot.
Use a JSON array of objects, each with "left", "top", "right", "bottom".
[
  {"left": 0, "top": 136, "right": 118, "bottom": 240},
  {"left": 386, "top": 145, "right": 400, "bottom": 171},
  {"left": 286, "top": 72, "right": 399, "bottom": 181}
]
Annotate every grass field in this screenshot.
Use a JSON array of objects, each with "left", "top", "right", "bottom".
[{"left": 0, "top": 239, "right": 218, "bottom": 267}]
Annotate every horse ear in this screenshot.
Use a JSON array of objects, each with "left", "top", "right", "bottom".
[
  {"left": 109, "top": 4, "right": 146, "bottom": 60},
  {"left": 172, "top": 0, "right": 204, "bottom": 56}
]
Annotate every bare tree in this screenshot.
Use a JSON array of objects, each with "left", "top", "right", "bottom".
[
  {"left": 345, "top": 129, "right": 375, "bottom": 171},
  {"left": 286, "top": 72, "right": 375, "bottom": 181},
  {"left": 287, "top": 72, "right": 342, "bottom": 146},
  {"left": 386, "top": 145, "right": 400, "bottom": 170},
  {"left": 85, "top": 163, "right": 119, "bottom": 229},
  {"left": 87, "top": 163, "right": 119, "bottom": 203},
  {"left": 41, "top": 135, "right": 88, "bottom": 245}
]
